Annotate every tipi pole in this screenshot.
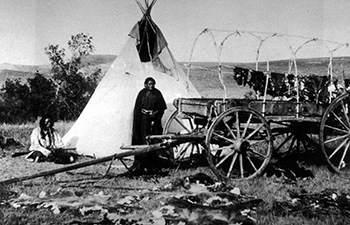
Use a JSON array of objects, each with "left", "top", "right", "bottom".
[{"left": 0, "top": 139, "right": 190, "bottom": 186}]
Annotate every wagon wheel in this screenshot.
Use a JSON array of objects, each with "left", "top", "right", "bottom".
[
  {"left": 162, "top": 110, "right": 206, "bottom": 164},
  {"left": 206, "top": 107, "right": 273, "bottom": 180},
  {"left": 320, "top": 92, "right": 350, "bottom": 173},
  {"left": 271, "top": 121, "right": 319, "bottom": 156}
]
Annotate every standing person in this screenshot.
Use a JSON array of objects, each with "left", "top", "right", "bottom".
[
  {"left": 25, "top": 114, "right": 74, "bottom": 163},
  {"left": 131, "top": 77, "right": 167, "bottom": 174}
]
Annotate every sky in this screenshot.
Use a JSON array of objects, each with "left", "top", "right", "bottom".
[{"left": 1, "top": 0, "right": 350, "bottom": 65}]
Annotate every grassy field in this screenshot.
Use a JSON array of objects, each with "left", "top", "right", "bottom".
[{"left": 0, "top": 117, "right": 350, "bottom": 224}]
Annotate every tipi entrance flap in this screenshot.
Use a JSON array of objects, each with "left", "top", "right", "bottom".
[{"left": 129, "top": 0, "right": 167, "bottom": 63}]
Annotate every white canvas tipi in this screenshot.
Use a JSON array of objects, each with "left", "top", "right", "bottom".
[{"left": 62, "top": 0, "right": 200, "bottom": 158}]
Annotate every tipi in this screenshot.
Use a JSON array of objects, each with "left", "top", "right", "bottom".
[{"left": 62, "top": 0, "right": 200, "bottom": 158}]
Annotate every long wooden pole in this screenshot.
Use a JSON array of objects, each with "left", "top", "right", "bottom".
[{"left": 0, "top": 138, "right": 197, "bottom": 185}]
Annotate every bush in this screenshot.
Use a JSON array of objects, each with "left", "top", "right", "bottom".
[{"left": 0, "top": 33, "right": 101, "bottom": 123}]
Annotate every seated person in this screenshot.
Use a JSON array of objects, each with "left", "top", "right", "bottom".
[{"left": 25, "top": 114, "right": 75, "bottom": 163}]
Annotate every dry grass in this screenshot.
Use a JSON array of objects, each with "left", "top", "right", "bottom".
[{"left": 0, "top": 122, "right": 350, "bottom": 224}]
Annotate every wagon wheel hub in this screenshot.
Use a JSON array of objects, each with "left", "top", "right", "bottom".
[{"left": 233, "top": 140, "right": 250, "bottom": 154}]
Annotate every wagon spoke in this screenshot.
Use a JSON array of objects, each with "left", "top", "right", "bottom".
[
  {"left": 244, "top": 124, "right": 265, "bottom": 141},
  {"left": 331, "top": 111, "right": 349, "bottom": 131},
  {"left": 180, "top": 142, "right": 191, "bottom": 153},
  {"left": 274, "top": 132, "right": 294, "bottom": 152},
  {"left": 329, "top": 137, "right": 348, "bottom": 159},
  {"left": 246, "top": 156, "right": 258, "bottom": 172},
  {"left": 239, "top": 155, "right": 244, "bottom": 178},
  {"left": 174, "top": 117, "right": 191, "bottom": 133},
  {"left": 174, "top": 150, "right": 184, "bottom": 161},
  {"left": 194, "top": 143, "right": 202, "bottom": 154},
  {"left": 214, "top": 145, "right": 234, "bottom": 152},
  {"left": 223, "top": 120, "right": 236, "bottom": 139},
  {"left": 177, "top": 143, "right": 190, "bottom": 160},
  {"left": 177, "top": 151, "right": 186, "bottom": 161},
  {"left": 178, "top": 143, "right": 187, "bottom": 159},
  {"left": 191, "top": 143, "right": 198, "bottom": 155},
  {"left": 216, "top": 150, "right": 235, "bottom": 168},
  {"left": 296, "top": 137, "right": 301, "bottom": 151},
  {"left": 189, "top": 143, "right": 195, "bottom": 156},
  {"left": 288, "top": 135, "right": 297, "bottom": 152},
  {"left": 226, "top": 152, "right": 238, "bottom": 178},
  {"left": 194, "top": 143, "right": 203, "bottom": 154},
  {"left": 213, "top": 132, "right": 235, "bottom": 144},
  {"left": 249, "top": 149, "right": 268, "bottom": 159},
  {"left": 341, "top": 101, "right": 350, "bottom": 127},
  {"left": 324, "top": 134, "right": 348, "bottom": 144},
  {"left": 241, "top": 113, "right": 253, "bottom": 139},
  {"left": 235, "top": 112, "right": 241, "bottom": 139},
  {"left": 190, "top": 117, "right": 196, "bottom": 130},
  {"left": 325, "top": 124, "right": 348, "bottom": 134},
  {"left": 338, "top": 140, "right": 350, "bottom": 170}
]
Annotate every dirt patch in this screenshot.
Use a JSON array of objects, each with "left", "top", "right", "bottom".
[{"left": 0, "top": 151, "right": 262, "bottom": 224}]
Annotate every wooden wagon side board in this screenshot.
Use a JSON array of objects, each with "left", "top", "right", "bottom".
[{"left": 174, "top": 97, "right": 327, "bottom": 119}]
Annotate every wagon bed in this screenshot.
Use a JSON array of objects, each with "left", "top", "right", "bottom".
[{"left": 162, "top": 78, "right": 350, "bottom": 180}]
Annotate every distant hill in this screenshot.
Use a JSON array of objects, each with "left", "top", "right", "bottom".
[
  {"left": 187, "top": 56, "right": 350, "bottom": 77},
  {"left": 0, "top": 63, "right": 50, "bottom": 87},
  {"left": 0, "top": 63, "right": 51, "bottom": 74},
  {"left": 0, "top": 54, "right": 117, "bottom": 87},
  {"left": 181, "top": 56, "right": 350, "bottom": 98},
  {"left": 0, "top": 54, "right": 117, "bottom": 74},
  {"left": 0, "top": 69, "right": 35, "bottom": 83},
  {"left": 0, "top": 55, "right": 349, "bottom": 96},
  {"left": 80, "top": 54, "right": 117, "bottom": 67}
]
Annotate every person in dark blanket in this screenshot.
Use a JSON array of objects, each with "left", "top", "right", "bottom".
[{"left": 131, "top": 77, "right": 167, "bottom": 174}]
